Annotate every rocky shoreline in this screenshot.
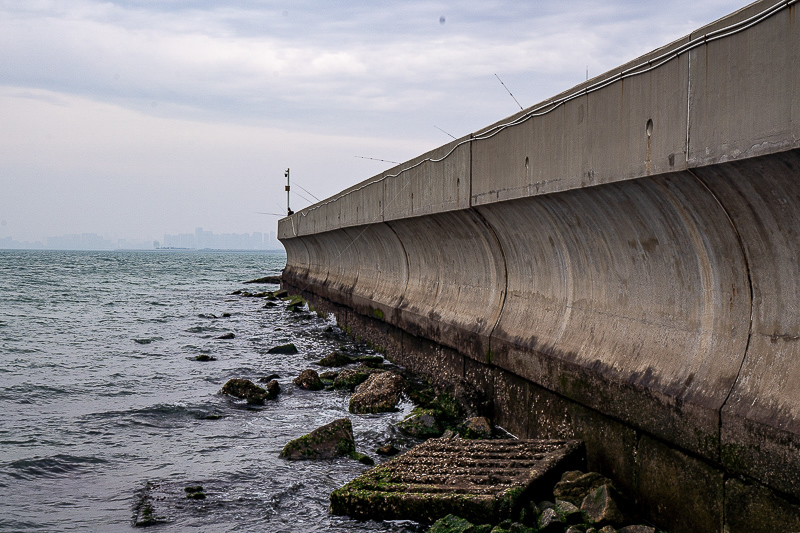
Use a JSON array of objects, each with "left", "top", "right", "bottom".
[
  {"left": 227, "top": 290, "right": 666, "bottom": 533},
  {"left": 135, "top": 284, "right": 666, "bottom": 532}
]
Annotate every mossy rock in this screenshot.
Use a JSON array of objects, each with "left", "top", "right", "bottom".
[
  {"left": 427, "top": 514, "right": 476, "bottom": 532},
  {"left": 279, "top": 418, "right": 355, "bottom": 460},
  {"left": 333, "top": 366, "right": 380, "bottom": 391},
  {"left": 294, "top": 369, "right": 324, "bottom": 391},
  {"left": 349, "top": 451, "right": 375, "bottom": 465},
  {"left": 317, "top": 351, "right": 355, "bottom": 367},
  {"left": 220, "top": 378, "right": 274, "bottom": 404},
  {"left": 349, "top": 372, "right": 405, "bottom": 414},
  {"left": 396, "top": 408, "right": 444, "bottom": 438},
  {"left": 355, "top": 355, "right": 385, "bottom": 368},
  {"left": 430, "top": 393, "right": 463, "bottom": 421},
  {"left": 267, "top": 343, "right": 298, "bottom": 354}
]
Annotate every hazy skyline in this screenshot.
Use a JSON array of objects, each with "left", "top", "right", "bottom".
[{"left": 1, "top": 0, "right": 749, "bottom": 243}]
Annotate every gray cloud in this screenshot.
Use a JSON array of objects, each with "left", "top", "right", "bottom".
[{"left": 0, "top": 0, "right": 746, "bottom": 242}]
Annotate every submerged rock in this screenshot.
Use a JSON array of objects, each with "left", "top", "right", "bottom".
[
  {"left": 220, "top": 378, "right": 275, "bottom": 404},
  {"left": 194, "top": 354, "right": 216, "bottom": 362},
  {"left": 267, "top": 343, "right": 298, "bottom": 354},
  {"left": 279, "top": 418, "right": 356, "bottom": 460},
  {"left": 265, "top": 379, "right": 280, "bottom": 398},
  {"left": 317, "top": 351, "right": 355, "bottom": 367},
  {"left": 243, "top": 275, "right": 281, "bottom": 284},
  {"left": 216, "top": 332, "right": 235, "bottom": 339},
  {"left": 349, "top": 371, "right": 405, "bottom": 414},
  {"left": 376, "top": 443, "right": 399, "bottom": 456},
  {"left": 293, "top": 369, "right": 324, "bottom": 391}
]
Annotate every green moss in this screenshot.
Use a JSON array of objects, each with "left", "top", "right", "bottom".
[
  {"left": 497, "top": 486, "right": 525, "bottom": 518},
  {"left": 485, "top": 349, "right": 493, "bottom": 365},
  {"left": 372, "top": 308, "right": 384, "bottom": 320},
  {"left": 431, "top": 393, "right": 462, "bottom": 421},
  {"left": 349, "top": 451, "right": 375, "bottom": 465}
]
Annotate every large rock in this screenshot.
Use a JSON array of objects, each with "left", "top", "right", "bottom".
[
  {"left": 553, "top": 471, "right": 614, "bottom": 506},
  {"left": 581, "top": 484, "right": 625, "bottom": 526},
  {"left": 219, "top": 378, "right": 274, "bottom": 404},
  {"left": 333, "top": 366, "right": 381, "bottom": 391},
  {"left": 349, "top": 371, "right": 405, "bottom": 414},
  {"left": 279, "top": 418, "right": 355, "bottom": 460},
  {"left": 293, "top": 369, "right": 324, "bottom": 391},
  {"left": 397, "top": 408, "right": 443, "bottom": 438}
]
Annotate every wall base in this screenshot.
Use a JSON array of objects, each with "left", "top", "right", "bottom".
[{"left": 285, "top": 281, "right": 800, "bottom": 533}]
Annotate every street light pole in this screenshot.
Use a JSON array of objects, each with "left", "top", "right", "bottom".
[{"left": 285, "top": 168, "right": 293, "bottom": 215}]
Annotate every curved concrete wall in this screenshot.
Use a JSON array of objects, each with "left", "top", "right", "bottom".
[
  {"left": 476, "top": 172, "right": 752, "bottom": 460},
  {"left": 280, "top": 1, "right": 800, "bottom": 527}
]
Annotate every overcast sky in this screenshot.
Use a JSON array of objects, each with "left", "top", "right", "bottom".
[{"left": 0, "top": 0, "right": 748, "bottom": 243}]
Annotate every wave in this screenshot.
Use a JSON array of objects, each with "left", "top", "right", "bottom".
[
  {"left": 86, "top": 402, "right": 226, "bottom": 427},
  {"left": 133, "top": 337, "right": 163, "bottom": 345},
  {"left": 2, "top": 454, "right": 108, "bottom": 481}
]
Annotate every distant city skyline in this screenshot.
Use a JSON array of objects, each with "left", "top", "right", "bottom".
[{"left": 0, "top": 226, "right": 283, "bottom": 251}]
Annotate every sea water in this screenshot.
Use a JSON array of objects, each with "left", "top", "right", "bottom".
[{"left": 0, "top": 250, "right": 421, "bottom": 532}]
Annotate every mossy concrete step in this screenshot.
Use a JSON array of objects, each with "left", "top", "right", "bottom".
[{"left": 330, "top": 437, "right": 584, "bottom": 525}]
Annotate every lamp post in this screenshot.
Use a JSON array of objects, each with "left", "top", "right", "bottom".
[{"left": 285, "top": 168, "right": 293, "bottom": 215}]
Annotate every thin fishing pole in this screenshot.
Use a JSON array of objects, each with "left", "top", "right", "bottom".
[
  {"left": 434, "top": 125, "right": 456, "bottom": 139},
  {"left": 355, "top": 156, "right": 400, "bottom": 164},
  {"left": 494, "top": 73, "right": 523, "bottom": 111}
]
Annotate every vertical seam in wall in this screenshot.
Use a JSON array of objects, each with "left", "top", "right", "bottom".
[
  {"left": 469, "top": 135, "right": 474, "bottom": 207},
  {"left": 383, "top": 220, "right": 411, "bottom": 313},
  {"left": 685, "top": 41, "right": 692, "bottom": 164},
  {"left": 686, "top": 169, "right": 755, "bottom": 464}
]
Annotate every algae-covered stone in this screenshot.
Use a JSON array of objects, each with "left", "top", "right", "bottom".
[
  {"left": 427, "top": 514, "right": 476, "bottom": 533},
  {"left": 554, "top": 499, "right": 583, "bottom": 525},
  {"left": 377, "top": 443, "right": 399, "bottom": 456},
  {"left": 220, "top": 378, "right": 272, "bottom": 404},
  {"left": 397, "top": 408, "right": 443, "bottom": 438},
  {"left": 317, "top": 351, "right": 355, "bottom": 367},
  {"left": 459, "top": 417, "right": 493, "bottom": 439},
  {"left": 553, "top": 471, "right": 613, "bottom": 506},
  {"left": 537, "top": 507, "right": 564, "bottom": 532},
  {"left": 581, "top": 484, "right": 625, "bottom": 526},
  {"left": 294, "top": 369, "right": 324, "bottom": 391},
  {"left": 279, "top": 418, "right": 355, "bottom": 460},
  {"left": 349, "top": 371, "right": 405, "bottom": 414},
  {"left": 350, "top": 451, "right": 374, "bottom": 465},
  {"left": 333, "top": 366, "right": 380, "bottom": 391},
  {"left": 267, "top": 343, "right": 298, "bottom": 354},
  {"left": 617, "top": 526, "right": 655, "bottom": 533},
  {"left": 265, "top": 379, "right": 280, "bottom": 398}
]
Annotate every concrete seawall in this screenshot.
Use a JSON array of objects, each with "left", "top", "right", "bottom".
[{"left": 279, "top": 1, "right": 800, "bottom": 531}]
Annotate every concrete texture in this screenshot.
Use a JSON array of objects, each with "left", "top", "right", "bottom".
[{"left": 280, "top": 1, "right": 800, "bottom": 531}]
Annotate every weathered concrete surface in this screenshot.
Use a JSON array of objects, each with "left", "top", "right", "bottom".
[
  {"left": 329, "top": 437, "right": 584, "bottom": 524},
  {"left": 280, "top": 1, "right": 800, "bottom": 531}
]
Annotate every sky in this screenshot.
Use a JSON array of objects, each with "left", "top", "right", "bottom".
[{"left": 0, "top": 0, "right": 750, "bottom": 244}]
